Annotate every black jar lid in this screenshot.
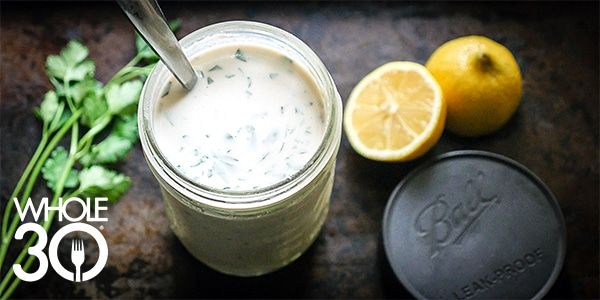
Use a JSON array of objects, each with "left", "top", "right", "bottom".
[{"left": 383, "top": 150, "right": 566, "bottom": 299}]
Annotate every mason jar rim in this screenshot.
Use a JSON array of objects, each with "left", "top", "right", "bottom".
[{"left": 138, "top": 21, "right": 342, "bottom": 211}]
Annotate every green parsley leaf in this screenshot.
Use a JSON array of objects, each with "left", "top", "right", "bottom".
[
  {"left": 81, "top": 89, "right": 107, "bottom": 127},
  {"left": 113, "top": 114, "right": 139, "bottom": 142},
  {"left": 78, "top": 166, "right": 131, "bottom": 202},
  {"left": 61, "top": 40, "right": 89, "bottom": 64},
  {"left": 41, "top": 147, "right": 79, "bottom": 191},
  {"left": 46, "top": 55, "right": 68, "bottom": 80},
  {"left": 46, "top": 40, "right": 95, "bottom": 82},
  {"left": 35, "top": 91, "right": 59, "bottom": 124},
  {"left": 106, "top": 80, "right": 143, "bottom": 115},
  {"left": 80, "top": 115, "right": 138, "bottom": 165},
  {"left": 80, "top": 135, "right": 133, "bottom": 166},
  {"left": 68, "top": 60, "right": 96, "bottom": 83},
  {"left": 71, "top": 79, "right": 102, "bottom": 104}
]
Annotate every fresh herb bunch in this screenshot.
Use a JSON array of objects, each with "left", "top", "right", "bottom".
[{"left": 0, "top": 20, "right": 181, "bottom": 299}]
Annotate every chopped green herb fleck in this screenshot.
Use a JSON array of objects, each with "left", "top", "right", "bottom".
[
  {"left": 161, "top": 81, "right": 172, "bottom": 97},
  {"left": 283, "top": 56, "right": 293, "bottom": 64},
  {"left": 261, "top": 152, "right": 269, "bottom": 161},
  {"left": 207, "top": 77, "right": 214, "bottom": 85},
  {"left": 209, "top": 65, "right": 222, "bottom": 72},
  {"left": 246, "top": 76, "right": 252, "bottom": 88},
  {"left": 191, "top": 155, "right": 208, "bottom": 167},
  {"left": 225, "top": 133, "right": 234, "bottom": 140},
  {"left": 269, "top": 73, "right": 279, "bottom": 79},
  {"left": 225, "top": 74, "right": 236, "bottom": 79},
  {"left": 246, "top": 90, "right": 252, "bottom": 97},
  {"left": 234, "top": 49, "right": 247, "bottom": 62}
]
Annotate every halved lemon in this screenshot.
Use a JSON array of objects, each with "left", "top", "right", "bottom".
[{"left": 344, "top": 61, "right": 446, "bottom": 161}]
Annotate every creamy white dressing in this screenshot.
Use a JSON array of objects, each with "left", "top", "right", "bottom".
[{"left": 153, "top": 44, "right": 325, "bottom": 191}]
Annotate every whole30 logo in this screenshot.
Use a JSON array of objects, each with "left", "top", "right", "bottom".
[{"left": 12, "top": 197, "right": 108, "bottom": 282}]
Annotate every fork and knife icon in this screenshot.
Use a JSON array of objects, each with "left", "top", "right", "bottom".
[{"left": 71, "top": 239, "right": 85, "bottom": 282}]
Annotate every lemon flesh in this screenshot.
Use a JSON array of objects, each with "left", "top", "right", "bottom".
[{"left": 344, "top": 62, "right": 446, "bottom": 162}]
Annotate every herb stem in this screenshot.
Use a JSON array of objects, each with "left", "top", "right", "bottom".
[
  {"left": 108, "top": 54, "right": 143, "bottom": 84},
  {"left": 0, "top": 233, "right": 34, "bottom": 296},
  {"left": 75, "top": 137, "right": 93, "bottom": 160},
  {"left": 63, "top": 80, "right": 76, "bottom": 112},
  {"left": 0, "top": 110, "right": 81, "bottom": 273},
  {"left": 69, "top": 123, "right": 79, "bottom": 156},
  {"left": 107, "top": 56, "right": 156, "bottom": 88},
  {"left": 0, "top": 148, "right": 77, "bottom": 299},
  {"left": 77, "top": 113, "right": 111, "bottom": 150},
  {"left": 1, "top": 127, "right": 48, "bottom": 237},
  {"left": 110, "top": 69, "right": 149, "bottom": 86},
  {"left": 0, "top": 129, "right": 50, "bottom": 278}
]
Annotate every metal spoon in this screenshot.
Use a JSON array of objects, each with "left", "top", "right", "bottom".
[{"left": 117, "top": 0, "right": 197, "bottom": 90}]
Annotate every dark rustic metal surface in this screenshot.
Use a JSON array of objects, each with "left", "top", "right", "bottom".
[{"left": 1, "top": 2, "right": 598, "bottom": 298}]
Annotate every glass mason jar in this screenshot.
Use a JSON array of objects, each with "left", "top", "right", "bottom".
[{"left": 138, "top": 21, "right": 342, "bottom": 276}]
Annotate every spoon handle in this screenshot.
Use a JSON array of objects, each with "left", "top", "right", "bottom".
[{"left": 117, "top": 0, "right": 197, "bottom": 90}]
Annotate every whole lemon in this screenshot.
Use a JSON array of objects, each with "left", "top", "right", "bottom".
[{"left": 426, "top": 35, "right": 522, "bottom": 137}]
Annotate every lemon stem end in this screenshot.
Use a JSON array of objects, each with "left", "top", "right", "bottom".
[{"left": 477, "top": 53, "right": 496, "bottom": 73}]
